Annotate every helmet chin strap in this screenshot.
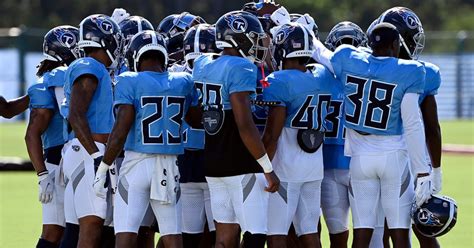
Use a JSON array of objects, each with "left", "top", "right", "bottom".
[
  {"left": 101, "top": 40, "right": 118, "bottom": 69},
  {"left": 230, "top": 37, "right": 255, "bottom": 63}
]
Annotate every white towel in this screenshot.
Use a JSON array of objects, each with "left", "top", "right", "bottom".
[{"left": 150, "top": 155, "right": 180, "bottom": 205}]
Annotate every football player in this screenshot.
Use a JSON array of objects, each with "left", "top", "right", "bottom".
[
  {"left": 178, "top": 23, "right": 220, "bottom": 247},
  {"left": 61, "top": 14, "right": 122, "bottom": 248},
  {"left": 25, "top": 25, "right": 80, "bottom": 248},
  {"left": 93, "top": 30, "right": 196, "bottom": 248},
  {"left": 320, "top": 21, "right": 367, "bottom": 248},
  {"left": 262, "top": 23, "right": 333, "bottom": 248},
  {"left": 191, "top": 11, "right": 279, "bottom": 248},
  {"left": 311, "top": 23, "right": 432, "bottom": 248},
  {"left": 375, "top": 7, "right": 443, "bottom": 248},
  {"left": 117, "top": 15, "right": 154, "bottom": 74},
  {"left": 0, "top": 95, "right": 29, "bottom": 118}
]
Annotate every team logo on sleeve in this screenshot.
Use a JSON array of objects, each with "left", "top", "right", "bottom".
[
  {"left": 92, "top": 16, "right": 115, "bottom": 34},
  {"left": 226, "top": 15, "right": 248, "bottom": 33},
  {"left": 275, "top": 26, "right": 295, "bottom": 44},
  {"left": 53, "top": 29, "right": 77, "bottom": 48}
]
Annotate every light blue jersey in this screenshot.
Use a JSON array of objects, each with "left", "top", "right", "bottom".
[
  {"left": 263, "top": 68, "right": 333, "bottom": 130},
  {"left": 114, "top": 71, "right": 196, "bottom": 155},
  {"left": 419, "top": 61, "right": 441, "bottom": 104},
  {"left": 63, "top": 57, "right": 114, "bottom": 135},
  {"left": 331, "top": 45, "right": 425, "bottom": 135},
  {"left": 192, "top": 54, "right": 257, "bottom": 110},
  {"left": 28, "top": 80, "right": 65, "bottom": 149},
  {"left": 182, "top": 122, "right": 205, "bottom": 150},
  {"left": 309, "top": 65, "right": 351, "bottom": 170}
]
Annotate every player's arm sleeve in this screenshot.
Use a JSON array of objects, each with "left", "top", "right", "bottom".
[
  {"left": 262, "top": 75, "right": 287, "bottom": 107},
  {"left": 405, "top": 65, "right": 426, "bottom": 95},
  {"left": 401, "top": 93, "right": 430, "bottom": 175},
  {"left": 426, "top": 67, "right": 441, "bottom": 96},
  {"left": 27, "top": 84, "right": 55, "bottom": 109},
  {"left": 54, "top": 87, "right": 64, "bottom": 110},
  {"left": 69, "top": 59, "right": 103, "bottom": 86},
  {"left": 228, "top": 63, "right": 258, "bottom": 94},
  {"left": 113, "top": 76, "right": 135, "bottom": 106},
  {"left": 311, "top": 37, "right": 335, "bottom": 74}
]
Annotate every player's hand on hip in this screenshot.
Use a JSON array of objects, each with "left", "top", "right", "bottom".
[
  {"left": 415, "top": 174, "right": 432, "bottom": 207},
  {"left": 93, "top": 156, "right": 109, "bottom": 199},
  {"left": 264, "top": 171, "right": 280, "bottom": 193},
  {"left": 38, "top": 170, "right": 55, "bottom": 204},
  {"left": 431, "top": 167, "right": 442, "bottom": 194}
]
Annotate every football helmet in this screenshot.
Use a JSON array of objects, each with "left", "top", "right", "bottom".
[
  {"left": 290, "top": 13, "right": 319, "bottom": 39},
  {"left": 125, "top": 30, "right": 168, "bottom": 72},
  {"left": 183, "top": 24, "right": 220, "bottom": 71},
  {"left": 377, "top": 7, "right": 425, "bottom": 59},
  {"left": 325, "top": 21, "right": 367, "bottom": 51},
  {"left": 412, "top": 194, "right": 457, "bottom": 237},
  {"left": 215, "top": 11, "right": 268, "bottom": 63},
  {"left": 78, "top": 14, "right": 123, "bottom": 69},
  {"left": 157, "top": 12, "right": 206, "bottom": 64},
  {"left": 272, "top": 23, "right": 314, "bottom": 70},
  {"left": 119, "top": 16, "right": 154, "bottom": 52},
  {"left": 43, "top": 25, "right": 81, "bottom": 65}
]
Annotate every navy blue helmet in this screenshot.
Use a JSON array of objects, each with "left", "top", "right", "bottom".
[
  {"left": 377, "top": 7, "right": 425, "bottom": 59},
  {"left": 157, "top": 12, "right": 206, "bottom": 64},
  {"left": 125, "top": 30, "right": 168, "bottom": 72},
  {"left": 183, "top": 24, "right": 220, "bottom": 70},
  {"left": 119, "top": 16, "right": 154, "bottom": 52},
  {"left": 325, "top": 21, "right": 367, "bottom": 51},
  {"left": 43, "top": 25, "right": 80, "bottom": 65},
  {"left": 412, "top": 195, "right": 457, "bottom": 237},
  {"left": 272, "top": 23, "right": 314, "bottom": 70},
  {"left": 77, "top": 14, "right": 123, "bottom": 68},
  {"left": 215, "top": 10, "right": 268, "bottom": 63}
]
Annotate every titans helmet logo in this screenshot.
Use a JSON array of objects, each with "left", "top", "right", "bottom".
[
  {"left": 92, "top": 16, "right": 115, "bottom": 34},
  {"left": 53, "top": 29, "right": 76, "bottom": 48},
  {"left": 226, "top": 14, "right": 248, "bottom": 33},
  {"left": 275, "top": 25, "right": 296, "bottom": 45},
  {"left": 418, "top": 209, "right": 443, "bottom": 227},
  {"left": 402, "top": 12, "right": 421, "bottom": 30}
]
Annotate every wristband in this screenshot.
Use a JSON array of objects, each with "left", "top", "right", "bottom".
[
  {"left": 91, "top": 151, "right": 102, "bottom": 159},
  {"left": 257, "top": 154, "right": 273, "bottom": 173},
  {"left": 97, "top": 162, "right": 110, "bottom": 172},
  {"left": 432, "top": 167, "right": 442, "bottom": 174},
  {"left": 37, "top": 170, "right": 48, "bottom": 176}
]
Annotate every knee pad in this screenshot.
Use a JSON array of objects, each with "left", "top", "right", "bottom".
[
  {"left": 58, "top": 223, "right": 79, "bottom": 248},
  {"left": 241, "top": 232, "right": 266, "bottom": 248}
]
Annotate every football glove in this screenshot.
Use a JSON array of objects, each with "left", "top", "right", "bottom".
[
  {"left": 431, "top": 167, "right": 442, "bottom": 194},
  {"left": 270, "top": 6, "right": 290, "bottom": 26},
  {"left": 93, "top": 156, "right": 108, "bottom": 199},
  {"left": 38, "top": 170, "right": 55, "bottom": 204},
  {"left": 111, "top": 8, "right": 130, "bottom": 24},
  {"left": 415, "top": 175, "right": 432, "bottom": 207}
]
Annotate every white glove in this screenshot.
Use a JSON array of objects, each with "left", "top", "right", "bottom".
[
  {"left": 294, "top": 14, "right": 317, "bottom": 38},
  {"left": 93, "top": 161, "right": 109, "bottom": 199},
  {"left": 270, "top": 6, "right": 291, "bottom": 26},
  {"left": 38, "top": 170, "right": 55, "bottom": 204},
  {"left": 431, "top": 167, "right": 442, "bottom": 194},
  {"left": 415, "top": 175, "right": 432, "bottom": 207},
  {"left": 111, "top": 8, "right": 130, "bottom": 24}
]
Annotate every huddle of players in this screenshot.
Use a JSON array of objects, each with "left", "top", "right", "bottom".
[{"left": 21, "top": 2, "right": 456, "bottom": 248}]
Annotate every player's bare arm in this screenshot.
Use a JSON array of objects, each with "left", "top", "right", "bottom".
[
  {"left": 420, "top": 95, "right": 442, "bottom": 168},
  {"left": 68, "top": 74, "right": 100, "bottom": 154},
  {"left": 230, "top": 91, "right": 279, "bottom": 192},
  {"left": 102, "top": 104, "right": 135, "bottom": 165},
  {"left": 0, "top": 95, "right": 30, "bottom": 119},
  {"left": 262, "top": 106, "right": 286, "bottom": 160},
  {"left": 25, "top": 108, "right": 54, "bottom": 174}
]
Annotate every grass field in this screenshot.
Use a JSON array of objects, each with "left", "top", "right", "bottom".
[{"left": 0, "top": 121, "right": 473, "bottom": 247}]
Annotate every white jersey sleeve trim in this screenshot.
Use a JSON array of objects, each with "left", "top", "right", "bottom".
[
  {"left": 401, "top": 93, "right": 430, "bottom": 176},
  {"left": 54, "top": 87, "right": 65, "bottom": 110}
]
